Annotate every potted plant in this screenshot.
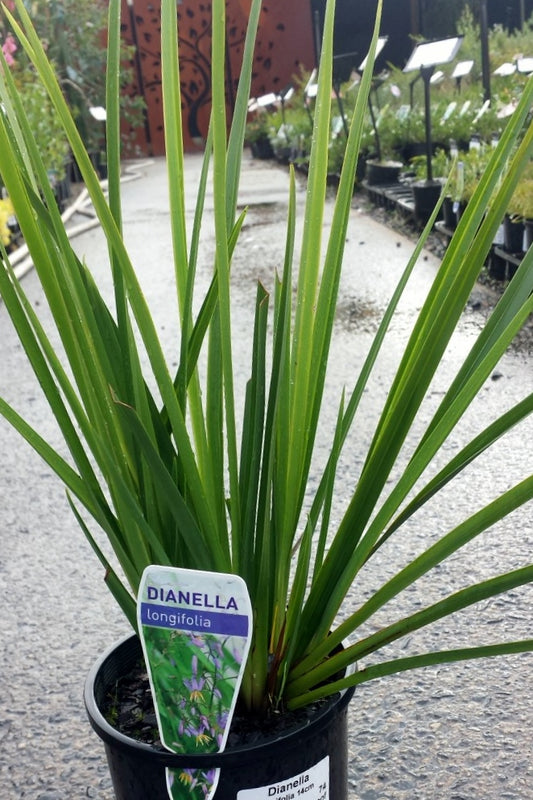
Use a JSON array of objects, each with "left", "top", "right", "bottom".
[
  {"left": 515, "top": 177, "right": 533, "bottom": 250},
  {"left": 1, "top": 0, "right": 533, "bottom": 798},
  {"left": 410, "top": 147, "right": 467, "bottom": 227},
  {"left": 383, "top": 96, "right": 434, "bottom": 157},
  {"left": 363, "top": 103, "right": 405, "bottom": 185},
  {"left": 507, "top": 163, "right": 533, "bottom": 253},
  {"left": 245, "top": 111, "right": 275, "bottom": 159},
  {"left": 23, "top": 0, "right": 145, "bottom": 160},
  {"left": 8, "top": 64, "right": 70, "bottom": 206},
  {"left": 411, "top": 147, "right": 457, "bottom": 228}
]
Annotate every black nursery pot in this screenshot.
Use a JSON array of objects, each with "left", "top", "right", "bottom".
[
  {"left": 413, "top": 180, "right": 443, "bottom": 224},
  {"left": 85, "top": 634, "right": 355, "bottom": 800},
  {"left": 364, "top": 159, "right": 403, "bottom": 185},
  {"left": 503, "top": 215, "right": 525, "bottom": 254},
  {"left": 441, "top": 196, "right": 456, "bottom": 229},
  {"left": 251, "top": 137, "right": 274, "bottom": 160}
]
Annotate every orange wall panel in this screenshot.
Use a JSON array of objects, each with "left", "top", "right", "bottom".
[{"left": 121, "top": 0, "right": 315, "bottom": 154}]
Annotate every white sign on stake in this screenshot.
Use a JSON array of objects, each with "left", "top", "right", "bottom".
[{"left": 137, "top": 566, "right": 253, "bottom": 800}]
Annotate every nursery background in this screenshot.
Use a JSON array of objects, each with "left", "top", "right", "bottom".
[{"left": 1, "top": 0, "right": 533, "bottom": 797}]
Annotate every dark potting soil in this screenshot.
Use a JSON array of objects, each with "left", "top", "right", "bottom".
[{"left": 102, "top": 657, "right": 337, "bottom": 751}]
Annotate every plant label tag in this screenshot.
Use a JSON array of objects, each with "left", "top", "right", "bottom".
[
  {"left": 137, "top": 565, "right": 253, "bottom": 800},
  {"left": 237, "top": 756, "right": 330, "bottom": 799},
  {"left": 494, "top": 223, "right": 505, "bottom": 245}
]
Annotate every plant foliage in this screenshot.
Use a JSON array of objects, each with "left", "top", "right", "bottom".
[{"left": 0, "top": 0, "right": 532, "bottom": 717}]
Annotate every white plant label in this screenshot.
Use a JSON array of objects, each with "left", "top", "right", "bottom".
[
  {"left": 493, "top": 223, "right": 505, "bottom": 245},
  {"left": 237, "top": 756, "right": 329, "bottom": 800},
  {"left": 137, "top": 565, "right": 253, "bottom": 800}
]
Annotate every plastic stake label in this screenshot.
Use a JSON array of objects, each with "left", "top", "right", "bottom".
[{"left": 137, "top": 566, "right": 253, "bottom": 800}]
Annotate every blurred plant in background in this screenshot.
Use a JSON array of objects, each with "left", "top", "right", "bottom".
[
  {"left": 13, "top": 0, "right": 143, "bottom": 159},
  {"left": 247, "top": 4, "right": 533, "bottom": 194}
]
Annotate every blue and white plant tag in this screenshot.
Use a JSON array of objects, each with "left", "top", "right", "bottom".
[{"left": 137, "top": 566, "right": 253, "bottom": 800}]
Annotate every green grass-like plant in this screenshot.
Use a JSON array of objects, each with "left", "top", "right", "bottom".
[{"left": 0, "top": 0, "right": 532, "bottom": 717}]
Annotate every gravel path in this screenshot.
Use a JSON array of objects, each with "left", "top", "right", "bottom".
[{"left": 1, "top": 155, "right": 531, "bottom": 799}]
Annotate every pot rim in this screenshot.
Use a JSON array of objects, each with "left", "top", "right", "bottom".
[
  {"left": 84, "top": 632, "right": 355, "bottom": 769},
  {"left": 365, "top": 158, "right": 404, "bottom": 169}
]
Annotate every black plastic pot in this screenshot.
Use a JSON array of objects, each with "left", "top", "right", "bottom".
[
  {"left": 85, "top": 634, "right": 355, "bottom": 800},
  {"left": 503, "top": 215, "right": 525, "bottom": 254},
  {"left": 251, "top": 137, "right": 274, "bottom": 160},
  {"left": 413, "top": 180, "right": 442, "bottom": 224},
  {"left": 488, "top": 248, "right": 508, "bottom": 280},
  {"left": 441, "top": 196, "right": 456, "bottom": 229},
  {"left": 364, "top": 159, "right": 403, "bottom": 186},
  {"left": 441, "top": 196, "right": 465, "bottom": 230},
  {"left": 399, "top": 142, "right": 427, "bottom": 162},
  {"left": 399, "top": 141, "right": 445, "bottom": 163}
]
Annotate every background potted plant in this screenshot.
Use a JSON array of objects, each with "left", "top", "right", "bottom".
[
  {"left": 0, "top": 21, "right": 71, "bottom": 207},
  {"left": 245, "top": 110, "right": 275, "bottom": 159},
  {"left": 363, "top": 102, "right": 406, "bottom": 185},
  {"left": 411, "top": 147, "right": 457, "bottom": 227},
  {"left": 24, "top": 0, "right": 145, "bottom": 161},
  {"left": 507, "top": 160, "right": 533, "bottom": 253},
  {"left": 1, "top": 0, "right": 533, "bottom": 797}
]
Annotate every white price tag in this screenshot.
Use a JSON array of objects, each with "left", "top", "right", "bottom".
[{"left": 237, "top": 756, "right": 329, "bottom": 800}]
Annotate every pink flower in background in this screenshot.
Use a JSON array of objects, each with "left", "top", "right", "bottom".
[{"left": 2, "top": 33, "right": 17, "bottom": 66}]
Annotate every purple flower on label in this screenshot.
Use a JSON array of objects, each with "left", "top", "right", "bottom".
[
  {"left": 218, "top": 711, "right": 229, "bottom": 729},
  {"left": 178, "top": 769, "right": 198, "bottom": 790},
  {"left": 204, "top": 769, "right": 217, "bottom": 793},
  {"left": 184, "top": 674, "right": 205, "bottom": 701},
  {"left": 183, "top": 718, "right": 213, "bottom": 748},
  {"left": 211, "top": 640, "right": 224, "bottom": 658}
]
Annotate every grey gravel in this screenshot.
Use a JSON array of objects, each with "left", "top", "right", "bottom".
[{"left": 1, "top": 155, "right": 532, "bottom": 798}]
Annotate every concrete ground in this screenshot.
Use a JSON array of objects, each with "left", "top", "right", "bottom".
[{"left": 0, "top": 153, "right": 532, "bottom": 799}]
